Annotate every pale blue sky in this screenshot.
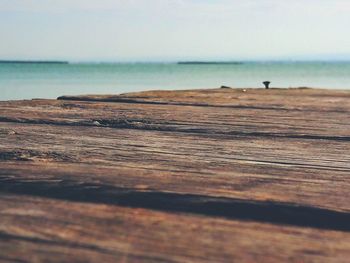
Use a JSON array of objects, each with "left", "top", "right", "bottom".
[{"left": 0, "top": 0, "right": 349, "bottom": 61}]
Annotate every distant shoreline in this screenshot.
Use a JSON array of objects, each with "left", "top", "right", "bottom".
[
  {"left": 178, "top": 61, "right": 243, "bottom": 65},
  {"left": 0, "top": 60, "right": 69, "bottom": 64}
]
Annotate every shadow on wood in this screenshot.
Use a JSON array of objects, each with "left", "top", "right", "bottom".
[{"left": 0, "top": 176, "right": 349, "bottom": 232}]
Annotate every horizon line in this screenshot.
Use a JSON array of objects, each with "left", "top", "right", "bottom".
[{"left": 1, "top": 59, "right": 350, "bottom": 64}]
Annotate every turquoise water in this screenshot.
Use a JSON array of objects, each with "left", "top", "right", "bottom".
[{"left": 1, "top": 62, "right": 350, "bottom": 100}]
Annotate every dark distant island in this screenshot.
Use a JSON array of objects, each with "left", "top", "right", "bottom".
[
  {"left": 0, "top": 60, "right": 69, "bottom": 64},
  {"left": 178, "top": 61, "right": 243, "bottom": 65}
]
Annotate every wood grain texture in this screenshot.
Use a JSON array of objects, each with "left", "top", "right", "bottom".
[{"left": 0, "top": 88, "right": 350, "bottom": 262}]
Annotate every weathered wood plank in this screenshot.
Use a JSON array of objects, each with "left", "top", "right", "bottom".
[
  {"left": 0, "top": 88, "right": 350, "bottom": 262},
  {"left": 1, "top": 194, "right": 350, "bottom": 263},
  {"left": 58, "top": 88, "right": 350, "bottom": 112},
  {"left": 0, "top": 122, "right": 350, "bottom": 212},
  {"left": 2, "top": 95, "right": 350, "bottom": 139}
]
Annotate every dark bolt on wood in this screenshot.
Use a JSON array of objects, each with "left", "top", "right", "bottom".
[{"left": 263, "top": 81, "right": 271, "bottom": 89}]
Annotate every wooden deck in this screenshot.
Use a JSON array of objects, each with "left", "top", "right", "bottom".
[{"left": 0, "top": 88, "right": 350, "bottom": 262}]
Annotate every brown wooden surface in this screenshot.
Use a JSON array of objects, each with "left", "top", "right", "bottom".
[{"left": 0, "top": 88, "right": 350, "bottom": 262}]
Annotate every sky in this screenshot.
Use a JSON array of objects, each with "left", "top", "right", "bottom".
[{"left": 0, "top": 0, "right": 349, "bottom": 61}]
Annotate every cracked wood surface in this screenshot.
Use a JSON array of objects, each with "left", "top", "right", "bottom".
[{"left": 0, "top": 88, "right": 350, "bottom": 262}]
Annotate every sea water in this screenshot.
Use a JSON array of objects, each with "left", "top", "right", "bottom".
[{"left": 1, "top": 61, "right": 350, "bottom": 100}]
